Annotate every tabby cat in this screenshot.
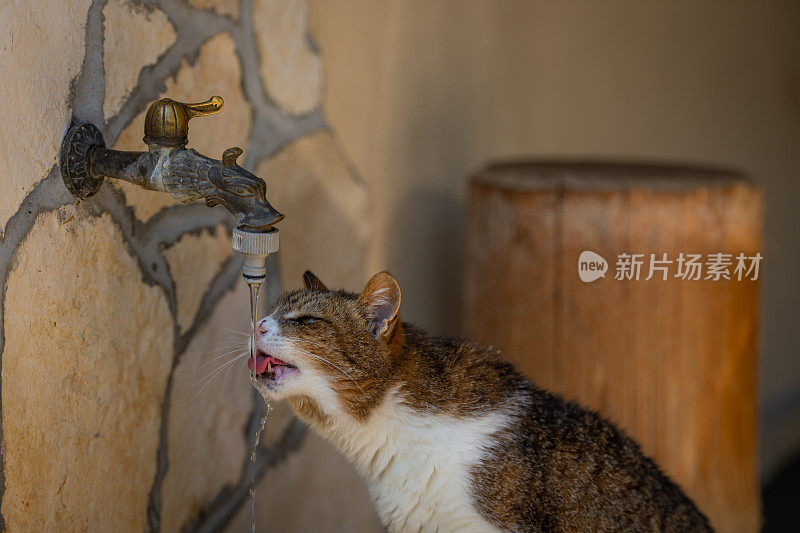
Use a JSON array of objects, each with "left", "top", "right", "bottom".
[{"left": 248, "top": 271, "right": 711, "bottom": 532}]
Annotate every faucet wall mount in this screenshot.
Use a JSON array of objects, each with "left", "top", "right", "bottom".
[
  {"left": 60, "top": 96, "right": 283, "bottom": 232},
  {"left": 61, "top": 122, "right": 106, "bottom": 199}
]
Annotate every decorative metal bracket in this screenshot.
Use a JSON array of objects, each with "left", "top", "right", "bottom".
[{"left": 60, "top": 122, "right": 105, "bottom": 199}]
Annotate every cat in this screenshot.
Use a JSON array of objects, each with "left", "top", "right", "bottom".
[{"left": 249, "top": 270, "right": 712, "bottom": 532}]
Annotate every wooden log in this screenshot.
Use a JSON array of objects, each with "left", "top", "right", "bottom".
[{"left": 464, "top": 162, "right": 762, "bottom": 533}]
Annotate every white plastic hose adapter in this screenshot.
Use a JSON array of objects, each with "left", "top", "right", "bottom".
[{"left": 231, "top": 227, "right": 279, "bottom": 285}]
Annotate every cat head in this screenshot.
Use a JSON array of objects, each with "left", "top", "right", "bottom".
[{"left": 251, "top": 271, "right": 404, "bottom": 425}]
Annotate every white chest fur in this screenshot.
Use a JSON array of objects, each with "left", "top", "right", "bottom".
[{"left": 320, "top": 392, "right": 508, "bottom": 533}]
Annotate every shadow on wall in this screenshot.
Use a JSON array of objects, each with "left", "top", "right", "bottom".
[
  {"left": 388, "top": 190, "right": 464, "bottom": 336},
  {"left": 382, "top": 33, "right": 478, "bottom": 337}
]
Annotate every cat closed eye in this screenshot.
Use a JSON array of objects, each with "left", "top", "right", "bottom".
[{"left": 287, "top": 315, "right": 320, "bottom": 325}]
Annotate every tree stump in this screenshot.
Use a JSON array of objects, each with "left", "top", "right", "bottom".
[{"left": 464, "top": 162, "right": 762, "bottom": 533}]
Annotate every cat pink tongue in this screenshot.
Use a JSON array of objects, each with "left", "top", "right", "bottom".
[{"left": 248, "top": 355, "right": 269, "bottom": 374}]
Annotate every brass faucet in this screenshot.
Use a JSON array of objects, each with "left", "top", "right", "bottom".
[{"left": 60, "top": 96, "right": 283, "bottom": 232}]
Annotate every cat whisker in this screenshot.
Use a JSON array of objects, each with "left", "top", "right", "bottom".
[
  {"left": 285, "top": 342, "right": 364, "bottom": 392},
  {"left": 187, "top": 352, "right": 247, "bottom": 392},
  {"left": 190, "top": 358, "right": 246, "bottom": 400},
  {"left": 288, "top": 339, "right": 364, "bottom": 388},
  {"left": 195, "top": 335, "right": 247, "bottom": 348},
  {"left": 221, "top": 355, "right": 243, "bottom": 397},
  {"left": 196, "top": 340, "right": 250, "bottom": 355},
  {"left": 190, "top": 358, "right": 243, "bottom": 391},
  {"left": 212, "top": 334, "right": 250, "bottom": 343},
  {"left": 193, "top": 347, "right": 250, "bottom": 373},
  {"left": 211, "top": 324, "right": 250, "bottom": 336},
  {"left": 199, "top": 341, "right": 248, "bottom": 354},
  {"left": 198, "top": 340, "right": 248, "bottom": 357}
]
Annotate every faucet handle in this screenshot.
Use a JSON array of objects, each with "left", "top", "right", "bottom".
[
  {"left": 143, "top": 96, "right": 224, "bottom": 147},
  {"left": 185, "top": 96, "right": 224, "bottom": 118}
]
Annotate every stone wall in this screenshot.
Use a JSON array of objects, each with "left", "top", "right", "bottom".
[{"left": 0, "top": 0, "right": 378, "bottom": 531}]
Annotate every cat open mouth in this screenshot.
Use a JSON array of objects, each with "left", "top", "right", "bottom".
[{"left": 247, "top": 351, "right": 298, "bottom": 382}]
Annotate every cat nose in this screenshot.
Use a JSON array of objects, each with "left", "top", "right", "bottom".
[{"left": 256, "top": 319, "right": 268, "bottom": 334}]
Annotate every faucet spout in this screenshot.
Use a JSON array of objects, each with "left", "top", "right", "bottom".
[
  {"left": 85, "top": 144, "right": 283, "bottom": 231},
  {"left": 60, "top": 96, "right": 283, "bottom": 232}
]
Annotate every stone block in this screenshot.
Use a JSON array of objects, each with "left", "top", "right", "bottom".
[
  {"left": 163, "top": 223, "right": 233, "bottom": 334},
  {"left": 2, "top": 210, "right": 173, "bottom": 530},
  {"left": 257, "top": 131, "right": 370, "bottom": 290},
  {"left": 253, "top": 0, "right": 322, "bottom": 115},
  {"left": 0, "top": 1, "right": 91, "bottom": 232},
  {"left": 103, "top": 0, "right": 176, "bottom": 118}
]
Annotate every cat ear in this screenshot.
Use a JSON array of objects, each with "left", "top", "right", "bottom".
[
  {"left": 358, "top": 272, "right": 401, "bottom": 340},
  {"left": 303, "top": 271, "right": 328, "bottom": 291}
]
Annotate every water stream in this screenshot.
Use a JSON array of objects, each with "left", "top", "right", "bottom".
[
  {"left": 249, "top": 283, "right": 260, "bottom": 384},
  {"left": 247, "top": 282, "right": 271, "bottom": 533},
  {"left": 249, "top": 407, "right": 270, "bottom": 532}
]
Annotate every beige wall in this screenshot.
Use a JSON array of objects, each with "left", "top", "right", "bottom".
[{"left": 310, "top": 0, "right": 800, "bottom": 482}]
